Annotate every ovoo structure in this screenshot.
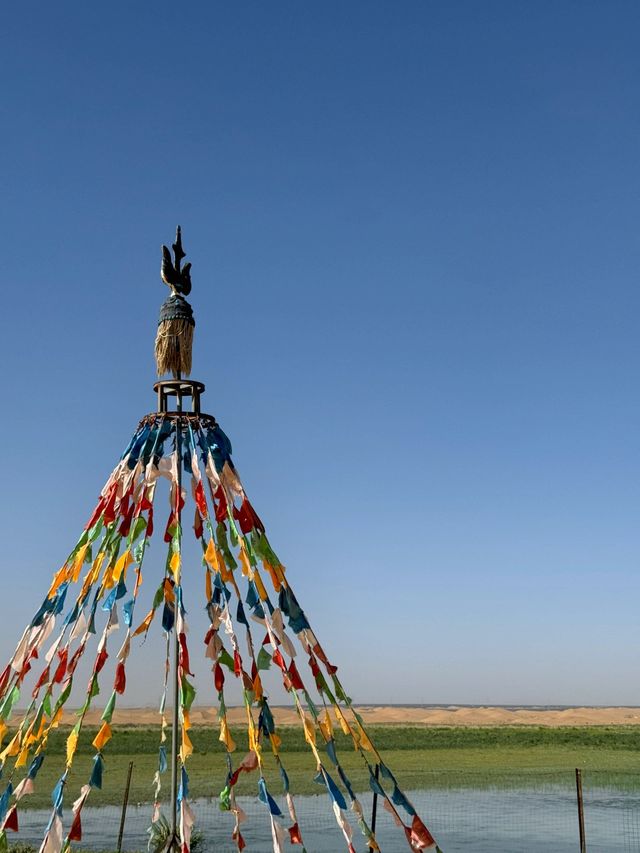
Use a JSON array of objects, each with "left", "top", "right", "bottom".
[{"left": 0, "top": 230, "right": 442, "bottom": 853}]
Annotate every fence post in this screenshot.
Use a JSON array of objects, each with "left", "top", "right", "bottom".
[
  {"left": 368, "top": 763, "right": 379, "bottom": 851},
  {"left": 575, "top": 767, "right": 586, "bottom": 853},
  {"left": 117, "top": 760, "right": 134, "bottom": 853}
]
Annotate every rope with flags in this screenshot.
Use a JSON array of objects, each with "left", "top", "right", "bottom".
[{"left": 0, "top": 414, "right": 442, "bottom": 853}]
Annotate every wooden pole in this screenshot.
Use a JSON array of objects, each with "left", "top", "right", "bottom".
[
  {"left": 575, "top": 768, "right": 587, "bottom": 853},
  {"left": 169, "top": 382, "right": 183, "bottom": 852},
  {"left": 368, "top": 763, "right": 380, "bottom": 850},
  {"left": 116, "top": 761, "right": 134, "bottom": 853}
]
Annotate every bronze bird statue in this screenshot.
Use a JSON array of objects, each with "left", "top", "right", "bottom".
[
  {"left": 155, "top": 226, "right": 195, "bottom": 378},
  {"left": 161, "top": 226, "right": 192, "bottom": 296}
]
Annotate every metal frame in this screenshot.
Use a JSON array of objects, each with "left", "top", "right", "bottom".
[{"left": 154, "top": 379, "right": 205, "bottom": 415}]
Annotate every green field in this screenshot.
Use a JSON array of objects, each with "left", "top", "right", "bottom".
[{"left": 6, "top": 725, "right": 639, "bottom": 809}]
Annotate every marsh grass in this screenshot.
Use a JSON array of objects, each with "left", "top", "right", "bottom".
[{"left": 7, "top": 725, "right": 639, "bottom": 809}]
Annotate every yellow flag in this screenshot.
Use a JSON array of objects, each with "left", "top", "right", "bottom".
[
  {"left": 205, "top": 569, "right": 213, "bottom": 602},
  {"left": 170, "top": 551, "right": 181, "bottom": 581},
  {"left": 102, "top": 564, "right": 116, "bottom": 591},
  {"left": 357, "top": 724, "right": 375, "bottom": 753},
  {"left": 334, "top": 707, "right": 352, "bottom": 736},
  {"left": 180, "top": 729, "right": 193, "bottom": 761},
  {"left": 269, "top": 733, "right": 281, "bottom": 756},
  {"left": 92, "top": 551, "right": 106, "bottom": 579},
  {"left": 0, "top": 720, "right": 8, "bottom": 748},
  {"left": 48, "top": 565, "right": 70, "bottom": 599},
  {"left": 133, "top": 609, "right": 154, "bottom": 637},
  {"left": 248, "top": 723, "right": 258, "bottom": 753},
  {"left": 92, "top": 722, "right": 112, "bottom": 751},
  {"left": 264, "top": 561, "right": 285, "bottom": 592},
  {"left": 318, "top": 709, "right": 333, "bottom": 742},
  {"left": 0, "top": 733, "right": 20, "bottom": 763},
  {"left": 113, "top": 550, "right": 134, "bottom": 583},
  {"left": 302, "top": 715, "right": 316, "bottom": 747},
  {"left": 8, "top": 735, "right": 21, "bottom": 757},
  {"left": 238, "top": 544, "right": 251, "bottom": 578},
  {"left": 50, "top": 707, "right": 63, "bottom": 729},
  {"left": 80, "top": 569, "right": 95, "bottom": 598},
  {"left": 253, "top": 569, "right": 268, "bottom": 602},
  {"left": 27, "top": 717, "right": 47, "bottom": 746},
  {"left": 34, "top": 716, "right": 47, "bottom": 742},
  {"left": 81, "top": 553, "right": 105, "bottom": 597},
  {"left": 15, "top": 744, "right": 29, "bottom": 768},
  {"left": 253, "top": 673, "right": 263, "bottom": 701},
  {"left": 219, "top": 717, "right": 236, "bottom": 753},
  {"left": 70, "top": 544, "right": 89, "bottom": 583},
  {"left": 204, "top": 539, "right": 219, "bottom": 571},
  {"left": 66, "top": 730, "right": 79, "bottom": 767}
]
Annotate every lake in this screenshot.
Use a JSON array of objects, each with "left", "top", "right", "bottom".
[{"left": 12, "top": 784, "right": 640, "bottom": 852}]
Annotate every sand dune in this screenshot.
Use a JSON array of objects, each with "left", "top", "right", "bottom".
[{"left": 59, "top": 705, "right": 640, "bottom": 728}]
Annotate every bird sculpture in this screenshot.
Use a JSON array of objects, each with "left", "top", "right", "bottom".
[
  {"left": 161, "top": 226, "right": 192, "bottom": 296},
  {"left": 155, "top": 226, "right": 195, "bottom": 377}
]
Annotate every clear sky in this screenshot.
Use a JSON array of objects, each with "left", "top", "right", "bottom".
[{"left": 0, "top": 2, "right": 638, "bottom": 707}]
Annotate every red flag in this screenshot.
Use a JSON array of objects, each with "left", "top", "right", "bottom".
[
  {"left": 139, "top": 495, "right": 153, "bottom": 512},
  {"left": 53, "top": 649, "right": 68, "bottom": 684},
  {"left": 0, "top": 666, "right": 10, "bottom": 696},
  {"left": 95, "top": 647, "right": 109, "bottom": 674},
  {"left": 69, "top": 811, "right": 82, "bottom": 841},
  {"left": 313, "top": 642, "right": 338, "bottom": 673},
  {"left": 85, "top": 495, "right": 106, "bottom": 531},
  {"left": 32, "top": 665, "right": 50, "bottom": 698},
  {"left": 410, "top": 815, "right": 436, "bottom": 848},
  {"left": 233, "top": 649, "right": 242, "bottom": 677},
  {"left": 233, "top": 499, "right": 264, "bottom": 534},
  {"left": 272, "top": 649, "right": 286, "bottom": 671},
  {"left": 114, "top": 662, "right": 126, "bottom": 694},
  {"left": 102, "top": 486, "right": 118, "bottom": 526},
  {"left": 214, "top": 663, "right": 224, "bottom": 692},
  {"left": 118, "top": 502, "right": 135, "bottom": 537},
  {"left": 179, "top": 634, "right": 193, "bottom": 676},
  {"left": 4, "top": 806, "right": 18, "bottom": 832},
  {"left": 288, "top": 661, "right": 305, "bottom": 691},
  {"left": 214, "top": 487, "right": 228, "bottom": 522},
  {"left": 164, "top": 512, "right": 177, "bottom": 543},
  {"left": 195, "top": 481, "right": 208, "bottom": 518},
  {"left": 288, "top": 823, "right": 303, "bottom": 844},
  {"left": 67, "top": 644, "right": 85, "bottom": 677}
]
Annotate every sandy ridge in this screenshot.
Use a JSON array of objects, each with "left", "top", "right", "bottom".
[{"left": 59, "top": 705, "right": 640, "bottom": 727}]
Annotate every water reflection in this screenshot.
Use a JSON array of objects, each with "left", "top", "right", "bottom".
[{"left": 11, "top": 786, "right": 640, "bottom": 852}]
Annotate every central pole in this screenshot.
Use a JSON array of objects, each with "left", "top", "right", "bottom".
[
  {"left": 155, "top": 228, "right": 195, "bottom": 853},
  {"left": 170, "top": 378, "right": 183, "bottom": 851}
]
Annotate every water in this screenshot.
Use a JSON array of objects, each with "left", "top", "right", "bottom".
[{"left": 12, "top": 786, "right": 640, "bottom": 852}]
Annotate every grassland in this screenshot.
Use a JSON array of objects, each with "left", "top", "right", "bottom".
[{"left": 7, "top": 725, "right": 639, "bottom": 809}]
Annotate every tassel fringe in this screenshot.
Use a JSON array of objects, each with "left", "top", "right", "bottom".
[{"left": 155, "top": 319, "right": 194, "bottom": 377}]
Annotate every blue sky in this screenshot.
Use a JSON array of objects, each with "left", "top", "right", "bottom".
[{"left": 0, "top": 1, "right": 638, "bottom": 706}]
